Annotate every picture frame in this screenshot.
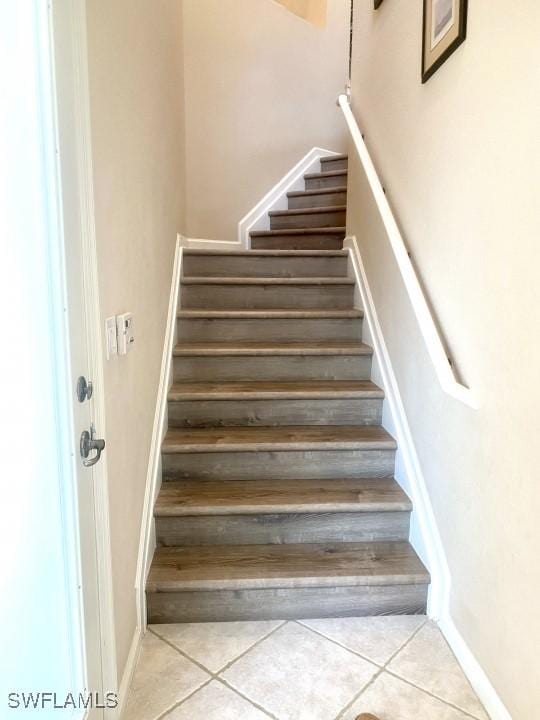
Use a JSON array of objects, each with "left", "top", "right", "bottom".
[{"left": 422, "top": 0, "right": 468, "bottom": 83}]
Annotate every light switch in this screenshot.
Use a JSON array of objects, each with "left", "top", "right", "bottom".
[
  {"left": 117, "top": 312, "right": 134, "bottom": 355},
  {"left": 105, "top": 316, "right": 118, "bottom": 359}
]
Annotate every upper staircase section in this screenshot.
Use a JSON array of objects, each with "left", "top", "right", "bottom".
[{"left": 250, "top": 154, "right": 348, "bottom": 250}]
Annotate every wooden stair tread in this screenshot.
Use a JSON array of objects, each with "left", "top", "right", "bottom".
[
  {"left": 183, "top": 249, "right": 348, "bottom": 256},
  {"left": 168, "top": 380, "right": 383, "bottom": 400},
  {"left": 162, "top": 424, "right": 396, "bottom": 453},
  {"left": 287, "top": 187, "right": 347, "bottom": 198},
  {"left": 250, "top": 227, "right": 345, "bottom": 237},
  {"left": 173, "top": 341, "right": 372, "bottom": 356},
  {"left": 304, "top": 170, "right": 348, "bottom": 180},
  {"left": 181, "top": 276, "right": 354, "bottom": 286},
  {"left": 146, "top": 541, "right": 429, "bottom": 591},
  {"left": 269, "top": 206, "right": 347, "bottom": 217},
  {"left": 176, "top": 309, "right": 363, "bottom": 319},
  {"left": 321, "top": 153, "right": 348, "bottom": 163},
  {"left": 155, "top": 477, "right": 411, "bottom": 516}
]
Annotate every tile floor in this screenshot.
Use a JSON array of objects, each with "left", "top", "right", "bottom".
[{"left": 124, "top": 617, "right": 489, "bottom": 720}]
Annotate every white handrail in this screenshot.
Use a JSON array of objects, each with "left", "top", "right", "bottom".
[{"left": 338, "top": 94, "right": 476, "bottom": 409}]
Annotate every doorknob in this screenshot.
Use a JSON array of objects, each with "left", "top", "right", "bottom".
[
  {"left": 76, "top": 375, "right": 93, "bottom": 402},
  {"left": 80, "top": 424, "right": 105, "bottom": 467}
]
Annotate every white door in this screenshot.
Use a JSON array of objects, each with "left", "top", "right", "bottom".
[{"left": 0, "top": 2, "right": 115, "bottom": 717}]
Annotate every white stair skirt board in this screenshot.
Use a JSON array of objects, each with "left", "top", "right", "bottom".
[
  {"left": 345, "top": 236, "right": 449, "bottom": 618},
  {"left": 346, "top": 236, "right": 511, "bottom": 720},
  {"left": 182, "top": 147, "right": 341, "bottom": 250},
  {"left": 135, "top": 235, "right": 184, "bottom": 631}
]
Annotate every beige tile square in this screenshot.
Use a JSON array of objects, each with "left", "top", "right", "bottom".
[
  {"left": 342, "top": 671, "right": 478, "bottom": 720},
  {"left": 164, "top": 680, "right": 270, "bottom": 720},
  {"left": 300, "top": 615, "right": 426, "bottom": 665},
  {"left": 221, "top": 621, "right": 377, "bottom": 720},
  {"left": 123, "top": 632, "right": 209, "bottom": 720},
  {"left": 388, "top": 622, "right": 488, "bottom": 719},
  {"left": 150, "top": 620, "right": 282, "bottom": 672}
]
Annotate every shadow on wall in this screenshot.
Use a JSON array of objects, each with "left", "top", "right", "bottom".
[{"left": 274, "top": 0, "right": 328, "bottom": 27}]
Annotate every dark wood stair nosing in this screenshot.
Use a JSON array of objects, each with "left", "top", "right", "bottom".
[
  {"left": 287, "top": 187, "right": 347, "bottom": 198},
  {"left": 146, "top": 540, "right": 430, "bottom": 592},
  {"left": 250, "top": 227, "right": 345, "bottom": 237},
  {"left": 181, "top": 276, "right": 355, "bottom": 286},
  {"left": 320, "top": 153, "right": 348, "bottom": 163},
  {"left": 176, "top": 309, "right": 364, "bottom": 319},
  {"left": 183, "top": 248, "right": 348, "bottom": 257},
  {"left": 172, "top": 341, "right": 373, "bottom": 357},
  {"left": 269, "top": 206, "right": 347, "bottom": 217},
  {"left": 167, "top": 380, "right": 384, "bottom": 402},
  {"left": 304, "top": 170, "right": 348, "bottom": 180},
  {"left": 154, "top": 477, "right": 412, "bottom": 517},
  {"left": 161, "top": 425, "right": 397, "bottom": 454}
]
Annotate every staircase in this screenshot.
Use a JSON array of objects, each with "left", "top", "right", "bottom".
[{"left": 146, "top": 153, "right": 430, "bottom": 623}]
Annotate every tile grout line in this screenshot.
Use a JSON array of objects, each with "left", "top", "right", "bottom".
[
  {"left": 384, "top": 620, "right": 488, "bottom": 720},
  {"left": 147, "top": 621, "right": 288, "bottom": 719},
  {"left": 215, "top": 676, "right": 280, "bottom": 720},
  {"left": 215, "top": 620, "right": 289, "bottom": 675},
  {"left": 383, "top": 669, "right": 487, "bottom": 720},
  {"left": 331, "top": 617, "right": 429, "bottom": 720},
  {"left": 153, "top": 676, "right": 214, "bottom": 720},
  {"left": 294, "top": 616, "right": 426, "bottom": 670},
  {"left": 139, "top": 618, "right": 487, "bottom": 720}
]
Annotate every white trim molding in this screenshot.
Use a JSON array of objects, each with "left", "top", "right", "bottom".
[
  {"left": 238, "top": 146, "right": 339, "bottom": 247},
  {"left": 182, "top": 147, "right": 339, "bottom": 250},
  {"left": 345, "top": 236, "right": 450, "bottom": 619},
  {"left": 338, "top": 94, "right": 477, "bottom": 409},
  {"left": 346, "top": 235, "right": 511, "bottom": 720},
  {"left": 439, "top": 616, "right": 513, "bottom": 720},
  {"left": 114, "top": 627, "right": 142, "bottom": 719},
  {"left": 135, "top": 235, "right": 184, "bottom": 631}
]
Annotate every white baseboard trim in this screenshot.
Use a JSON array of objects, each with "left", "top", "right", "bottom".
[
  {"left": 237, "top": 147, "right": 339, "bottom": 247},
  {"left": 439, "top": 615, "right": 512, "bottom": 720},
  {"left": 180, "top": 148, "right": 340, "bottom": 251},
  {"left": 345, "top": 235, "right": 450, "bottom": 619},
  {"left": 184, "top": 237, "right": 242, "bottom": 250},
  {"left": 114, "top": 627, "right": 142, "bottom": 719},
  {"left": 134, "top": 235, "right": 183, "bottom": 631},
  {"left": 346, "top": 235, "right": 511, "bottom": 719}
]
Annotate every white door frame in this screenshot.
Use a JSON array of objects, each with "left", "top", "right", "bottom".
[{"left": 46, "top": 0, "right": 118, "bottom": 709}]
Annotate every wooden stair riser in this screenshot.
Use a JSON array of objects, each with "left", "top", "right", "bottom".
[
  {"left": 183, "top": 254, "right": 348, "bottom": 278},
  {"left": 288, "top": 189, "right": 347, "bottom": 210},
  {"left": 250, "top": 233, "right": 344, "bottom": 251},
  {"left": 181, "top": 283, "right": 354, "bottom": 309},
  {"left": 173, "top": 355, "right": 372, "bottom": 382},
  {"left": 176, "top": 317, "right": 363, "bottom": 342},
  {"left": 162, "top": 448, "right": 396, "bottom": 481},
  {"left": 320, "top": 156, "right": 348, "bottom": 172},
  {"left": 147, "top": 583, "right": 428, "bottom": 624},
  {"left": 168, "top": 397, "right": 383, "bottom": 427},
  {"left": 270, "top": 208, "right": 346, "bottom": 230},
  {"left": 305, "top": 171, "right": 347, "bottom": 190},
  {"left": 156, "top": 510, "right": 410, "bottom": 547}
]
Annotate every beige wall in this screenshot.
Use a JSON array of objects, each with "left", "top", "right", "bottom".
[
  {"left": 86, "top": 0, "right": 185, "bottom": 678},
  {"left": 348, "top": 1, "right": 540, "bottom": 717},
  {"left": 182, "top": 0, "right": 349, "bottom": 241}
]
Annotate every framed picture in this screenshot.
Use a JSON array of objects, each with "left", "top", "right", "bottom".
[{"left": 422, "top": 0, "right": 467, "bottom": 83}]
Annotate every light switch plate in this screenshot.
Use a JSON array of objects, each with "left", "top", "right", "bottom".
[
  {"left": 117, "top": 312, "right": 134, "bottom": 355},
  {"left": 105, "top": 317, "right": 118, "bottom": 359}
]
